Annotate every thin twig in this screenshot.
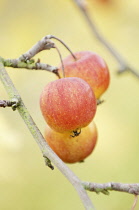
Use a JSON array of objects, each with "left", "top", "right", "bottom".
[
  {"left": 73, "top": 0, "right": 139, "bottom": 78},
  {"left": 18, "top": 35, "right": 55, "bottom": 61},
  {"left": 82, "top": 182, "right": 139, "bottom": 195},
  {"left": 17, "top": 35, "right": 77, "bottom": 62},
  {"left": 131, "top": 195, "right": 138, "bottom": 210},
  {"left": 1, "top": 57, "right": 58, "bottom": 74},
  {"left": 0, "top": 34, "right": 78, "bottom": 78},
  {"left": 0, "top": 99, "right": 19, "bottom": 110},
  {"left": 0, "top": 35, "right": 78, "bottom": 78},
  {"left": 0, "top": 100, "right": 14, "bottom": 108},
  {"left": 0, "top": 60, "right": 95, "bottom": 210}
]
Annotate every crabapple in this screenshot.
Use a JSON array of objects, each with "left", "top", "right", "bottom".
[
  {"left": 44, "top": 122, "right": 98, "bottom": 163},
  {"left": 58, "top": 51, "right": 110, "bottom": 99},
  {"left": 40, "top": 77, "right": 96, "bottom": 134}
]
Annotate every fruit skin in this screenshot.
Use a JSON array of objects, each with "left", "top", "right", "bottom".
[
  {"left": 58, "top": 51, "right": 110, "bottom": 99},
  {"left": 40, "top": 77, "right": 96, "bottom": 133},
  {"left": 98, "top": 0, "right": 111, "bottom": 3},
  {"left": 44, "top": 122, "right": 98, "bottom": 163}
]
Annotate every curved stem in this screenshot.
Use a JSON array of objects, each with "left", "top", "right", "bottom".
[
  {"left": 50, "top": 35, "right": 77, "bottom": 61},
  {"left": 0, "top": 61, "right": 95, "bottom": 210},
  {"left": 131, "top": 195, "right": 138, "bottom": 210},
  {"left": 54, "top": 44, "right": 65, "bottom": 78}
]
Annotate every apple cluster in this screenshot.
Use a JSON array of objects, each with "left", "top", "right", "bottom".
[{"left": 40, "top": 51, "right": 110, "bottom": 163}]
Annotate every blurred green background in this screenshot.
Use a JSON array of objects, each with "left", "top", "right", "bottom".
[{"left": 0, "top": 0, "right": 139, "bottom": 209}]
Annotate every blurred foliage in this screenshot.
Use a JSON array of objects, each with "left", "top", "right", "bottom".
[{"left": 0, "top": 0, "right": 139, "bottom": 209}]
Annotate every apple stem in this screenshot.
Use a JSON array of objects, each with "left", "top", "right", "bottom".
[
  {"left": 97, "top": 99, "right": 104, "bottom": 105},
  {"left": 50, "top": 35, "right": 77, "bottom": 61},
  {"left": 131, "top": 195, "right": 138, "bottom": 210},
  {"left": 54, "top": 44, "right": 65, "bottom": 78}
]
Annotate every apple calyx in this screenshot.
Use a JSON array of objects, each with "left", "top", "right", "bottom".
[{"left": 70, "top": 128, "right": 81, "bottom": 138}]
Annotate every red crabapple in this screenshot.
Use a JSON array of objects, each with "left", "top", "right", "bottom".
[
  {"left": 44, "top": 122, "right": 98, "bottom": 163},
  {"left": 58, "top": 51, "right": 110, "bottom": 99},
  {"left": 40, "top": 77, "right": 97, "bottom": 134}
]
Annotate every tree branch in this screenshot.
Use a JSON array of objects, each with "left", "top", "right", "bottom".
[
  {"left": 18, "top": 35, "right": 55, "bottom": 61},
  {"left": 0, "top": 60, "right": 95, "bottom": 210},
  {"left": 0, "top": 34, "right": 78, "bottom": 78},
  {"left": 82, "top": 182, "right": 139, "bottom": 195},
  {"left": 17, "top": 35, "right": 77, "bottom": 62},
  {"left": 0, "top": 56, "right": 58, "bottom": 74},
  {"left": 0, "top": 99, "right": 19, "bottom": 110},
  {"left": 0, "top": 35, "right": 78, "bottom": 78},
  {"left": 73, "top": 0, "right": 139, "bottom": 78}
]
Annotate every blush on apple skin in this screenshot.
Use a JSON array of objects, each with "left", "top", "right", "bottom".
[
  {"left": 58, "top": 51, "right": 110, "bottom": 99},
  {"left": 44, "top": 122, "right": 98, "bottom": 163},
  {"left": 40, "top": 77, "right": 97, "bottom": 133}
]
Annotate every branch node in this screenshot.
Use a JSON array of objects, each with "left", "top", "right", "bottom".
[
  {"left": 43, "top": 155, "right": 54, "bottom": 170},
  {"left": 52, "top": 68, "right": 61, "bottom": 79},
  {"left": 0, "top": 98, "right": 20, "bottom": 110},
  {"left": 11, "top": 97, "right": 20, "bottom": 111}
]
